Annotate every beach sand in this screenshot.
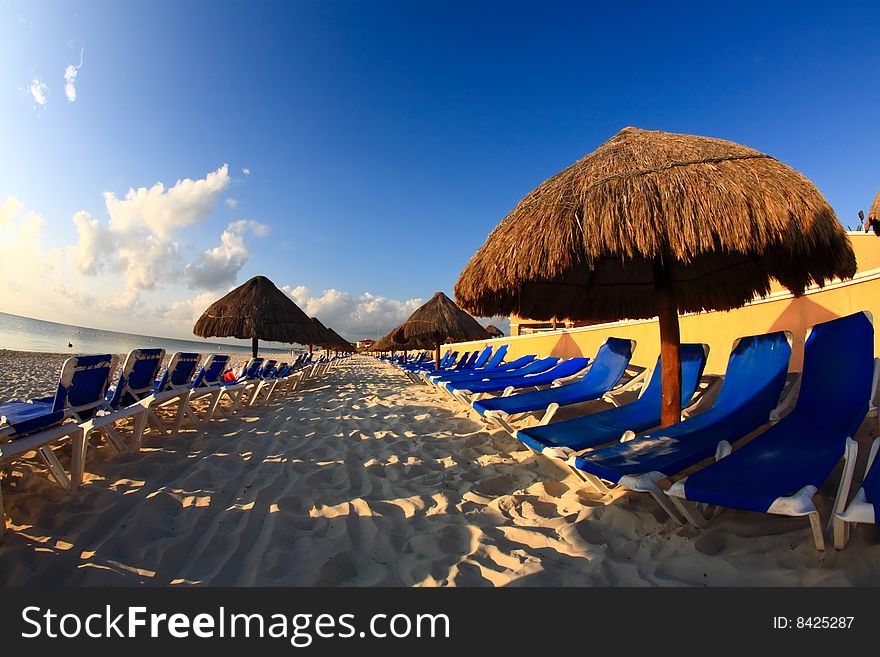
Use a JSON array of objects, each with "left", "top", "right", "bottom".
[{"left": 1, "top": 353, "right": 879, "bottom": 586}]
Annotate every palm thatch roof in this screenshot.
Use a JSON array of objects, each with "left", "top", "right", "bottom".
[
  {"left": 309, "top": 317, "right": 336, "bottom": 348},
  {"left": 371, "top": 329, "right": 434, "bottom": 352},
  {"left": 864, "top": 190, "right": 880, "bottom": 236},
  {"left": 485, "top": 324, "right": 504, "bottom": 337},
  {"left": 454, "top": 126, "right": 856, "bottom": 322},
  {"left": 370, "top": 333, "right": 416, "bottom": 352},
  {"left": 869, "top": 190, "right": 880, "bottom": 223},
  {"left": 193, "top": 275, "right": 321, "bottom": 344},
  {"left": 324, "top": 326, "right": 356, "bottom": 352},
  {"left": 391, "top": 292, "right": 491, "bottom": 345}
]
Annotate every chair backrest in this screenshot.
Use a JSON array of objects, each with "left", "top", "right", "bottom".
[
  {"left": 637, "top": 344, "right": 709, "bottom": 407},
  {"left": 240, "top": 357, "right": 265, "bottom": 380},
  {"left": 192, "top": 354, "right": 231, "bottom": 388},
  {"left": 52, "top": 354, "right": 117, "bottom": 419},
  {"left": 577, "top": 337, "right": 635, "bottom": 390},
  {"left": 157, "top": 352, "right": 202, "bottom": 392},
  {"left": 709, "top": 331, "right": 792, "bottom": 418},
  {"left": 472, "top": 345, "right": 494, "bottom": 369},
  {"left": 452, "top": 351, "right": 472, "bottom": 370},
  {"left": 260, "top": 360, "right": 278, "bottom": 378},
  {"left": 795, "top": 312, "right": 875, "bottom": 436},
  {"left": 107, "top": 348, "right": 166, "bottom": 409},
  {"left": 482, "top": 344, "right": 509, "bottom": 370}
]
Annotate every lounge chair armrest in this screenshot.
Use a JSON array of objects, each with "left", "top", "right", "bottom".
[
  {"left": 769, "top": 373, "right": 802, "bottom": 424},
  {"left": 867, "top": 358, "right": 880, "bottom": 418},
  {"left": 715, "top": 440, "right": 732, "bottom": 461},
  {"left": 833, "top": 437, "right": 860, "bottom": 516},
  {"left": 538, "top": 402, "right": 560, "bottom": 426},
  {"left": 607, "top": 368, "right": 649, "bottom": 395},
  {"left": 681, "top": 376, "right": 722, "bottom": 419}
]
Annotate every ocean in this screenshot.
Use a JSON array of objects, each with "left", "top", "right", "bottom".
[{"left": 0, "top": 311, "right": 301, "bottom": 357}]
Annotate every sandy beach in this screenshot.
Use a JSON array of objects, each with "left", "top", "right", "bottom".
[{"left": 1, "top": 352, "right": 879, "bottom": 586}]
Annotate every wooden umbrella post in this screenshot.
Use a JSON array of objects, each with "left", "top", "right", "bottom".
[
  {"left": 653, "top": 257, "right": 681, "bottom": 428},
  {"left": 435, "top": 339, "right": 441, "bottom": 370},
  {"left": 251, "top": 336, "right": 259, "bottom": 358}
]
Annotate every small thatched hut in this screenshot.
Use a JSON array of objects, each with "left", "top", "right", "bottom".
[
  {"left": 455, "top": 127, "right": 856, "bottom": 426},
  {"left": 863, "top": 190, "right": 880, "bottom": 236},
  {"left": 391, "top": 292, "right": 490, "bottom": 368},
  {"left": 485, "top": 324, "right": 504, "bottom": 338},
  {"left": 194, "top": 275, "right": 321, "bottom": 357}
]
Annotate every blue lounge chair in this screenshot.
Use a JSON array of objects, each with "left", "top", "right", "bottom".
[
  {"left": 401, "top": 349, "right": 452, "bottom": 372},
  {"left": 408, "top": 350, "right": 460, "bottom": 375},
  {"left": 0, "top": 354, "right": 117, "bottom": 531},
  {"left": 423, "top": 344, "right": 508, "bottom": 382},
  {"left": 474, "top": 337, "right": 636, "bottom": 427},
  {"left": 212, "top": 357, "right": 264, "bottom": 414},
  {"left": 569, "top": 331, "right": 792, "bottom": 522},
  {"left": 150, "top": 352, "right": 202, "bottom": 437},
  {"left": 449, "top": 357, "right": 591, "bottom": 406},
  {"left": 88, "top": 348, "right": 167, "bottom": 454},
  {"left": 515, "top": 343, "right": 710, "bottom": 456},
  {"left": 835, "top": 435, "right": 880, "bottom": 548},
  {"left": 187, "top": 354, "right": 232, "bottom": 424},
  {"left": 248, "top": 359, "right": 284, "bottom": 406},
  {"left": 666, "top": 312, "right": 877, "bottom": 551},
  {"left": 442, "top": 356, "right": 563, "bottom": 401},
  {"left": 429, "top": 354, "right": 539, "bottom": 388}
]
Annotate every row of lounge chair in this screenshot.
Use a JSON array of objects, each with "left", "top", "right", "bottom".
[
  {"left": 0, "top": 349, "right": 344, "bottom": 536},
  {"left": 383, "top": 311, "right": 880, "bottom": 551}
]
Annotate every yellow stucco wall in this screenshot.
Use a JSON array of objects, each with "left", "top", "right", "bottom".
[{"left": 452, "top": 233, "right": 880, "bottom": 376}]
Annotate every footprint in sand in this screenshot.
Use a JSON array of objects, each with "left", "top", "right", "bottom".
[{"left": 694, "top": 533, "right": 726, "bottom": 556}]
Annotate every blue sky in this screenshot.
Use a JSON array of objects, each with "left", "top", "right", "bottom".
[{"left": 1, "top": 0, "right": 879, "bottom": 341}]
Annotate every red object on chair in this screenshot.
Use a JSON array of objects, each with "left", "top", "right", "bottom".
[{"left": 222, "top": 370, "right": 237, "bottom": 382}]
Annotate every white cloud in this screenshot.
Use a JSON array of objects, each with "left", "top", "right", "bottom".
[
  {"left": 0, "top": 198, "right": 64, "bottom": 316},
  {"left": 241, "top": 167, "right": 250, "bottom": 176},
  {"left": 103, "top": 164, "right": 230, "bottom": 238},
  {"left": 164, "top": 290, "right": 220, "bottom": 325},
  {"left": 69, "top": 165, "right": 232, "bottom": 298},
  {"left": 185, "top": 219, "right": 269, "bottom": 290},
  {"left": 29, "top": 76, "right": 48, "bottom": 106},
  {"left": 64, "top": 49, "right": 83, "bottom": 102},
  {"left": 282, "top": 285, "right": 422, "bottom": 340},
  {"left": 225, "top": 197, "right": 238, "bottom": 209}
]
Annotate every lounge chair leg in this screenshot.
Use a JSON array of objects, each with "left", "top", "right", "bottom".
[
  {"left": 129, "top": 409, "right": 149, "bottom": 453},
  {"left": 832, "top": 514, "right": 851, "bottom": 551},
  {"left": 102, "top": 425, "right": 128, "bottom": 453},
  {"left": 205, "top": 390, "right": 224, "bottom": 423},
  {"left": 70, "top": 427, "right": 88, "bottom": 488},
  {"left": 170, "top": 398, "right": 188, "bottom": 437},
  {"left": 808, "top": 511, "right": 826, "bottom": 551},
  {"left": 146, "top": 408, "right": 168, "bottom": 436},
  {"left": 670, "top": 496, "right": 709, "bottom": 527},
  {"left": 37, "top": 446, "right": 71, "bottom": 490},
  {"left": 571, "top": 469, "right": 614, "bottom": 495}
]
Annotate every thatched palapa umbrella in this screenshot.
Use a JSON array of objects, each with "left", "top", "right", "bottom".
[
  {"left": 372, "top": 328, "right": 433, "bottom": 362},
  {"left": 391, "top": 291, "right": 491, "bottom": 369},
  {"left": 194, "top": 275, "right": 321, "bottom": 357},
  {"left": 309, "top": 317, "right": 334, "bottom": 354},
  {"left": 860, "top": 190, "right": 880, "bottom": 236},
  {"left": 454, "top": 127, "right": 856, "bottom": 427},
  {"left": 485, "top": 324, "right": 504, "bottom": 338},
  {"left": 325, "top": 327, "right": 355, "bottom": 353}
]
